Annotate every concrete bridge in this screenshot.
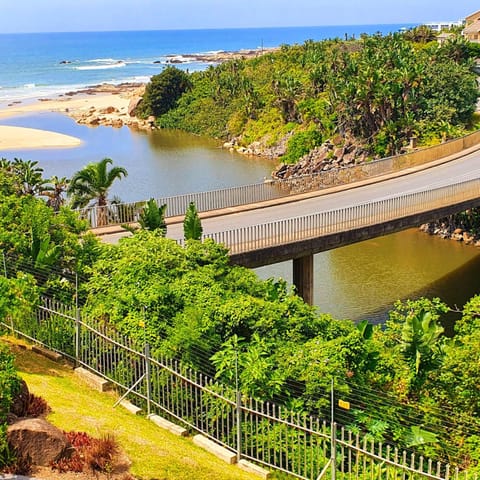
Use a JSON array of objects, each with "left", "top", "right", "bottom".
[{"left": 97, "top": 135, "right": 480, "bottom": 304}]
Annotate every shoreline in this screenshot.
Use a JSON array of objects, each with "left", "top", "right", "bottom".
[{"left": 0, "top": 83, "right": 144, "bottom": 151}]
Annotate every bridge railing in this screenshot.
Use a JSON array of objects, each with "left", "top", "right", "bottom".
[
  {"left": 200, "top": 178, "right": 480, "bottom": 255},
  {"left": 80, "top": 130, "right": 480, "bottom": 229}
]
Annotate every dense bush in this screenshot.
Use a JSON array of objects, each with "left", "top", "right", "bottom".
[
  {"left": 154, "top": 33, "right": 479, "bottom": 160},
  {"left": 137, "top": 67, "right": 191, "bottom": 118},
  {"left": 0, "top": 344, "right": 21, "bottom": 469}
]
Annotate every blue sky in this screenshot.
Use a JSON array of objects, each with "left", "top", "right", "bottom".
[{"left": 0, "top": 0, "right": 476, "bottom": 33}]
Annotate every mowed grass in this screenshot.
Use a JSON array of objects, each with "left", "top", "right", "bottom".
[{"left": 3, "top": 337, "right": 259, "bottom": 480}]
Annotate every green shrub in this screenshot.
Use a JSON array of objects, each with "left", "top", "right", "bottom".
[
  {"left": 282, "top": 126, "right": 323, "bottom": 164},
  {"left": 137, "top": 67, "right": 191, "bottom": 119},
  {"left": 0, "top": 343, "right": 21, "bottom": 468}
]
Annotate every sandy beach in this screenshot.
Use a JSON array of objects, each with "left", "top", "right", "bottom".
[{"left": 0, "top": 84, "right": 142, "bottom": 151}]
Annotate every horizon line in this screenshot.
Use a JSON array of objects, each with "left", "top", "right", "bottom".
[{"left": 0, "top": 22, "right": 420, "bottom": 36}]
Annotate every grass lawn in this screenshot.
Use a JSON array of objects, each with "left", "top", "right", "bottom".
[{"left": 3, "top": 337, "right": 260, "bottom": 480}]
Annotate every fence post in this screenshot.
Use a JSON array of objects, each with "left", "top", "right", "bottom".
[
  {"left": 235, "top": 350, "right": 242, "bottom": 463},
  {"left": 74, "top": 272, "right": 81, "bottom": 367},
  {"left": 145, "top": 342, "right": 152, "bottom": 416},
  {"left": 331, "top": 378, "right": 337, "bottom": 480},
  {"left": 2, "top": 250, "right": 7, "bottom": 278},
  {"left": 75, "top": 307, "right": 81, "bottom": 367}
]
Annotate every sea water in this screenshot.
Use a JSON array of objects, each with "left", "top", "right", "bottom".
[{"left": 0, "top": 25, "right": 414, "bottom": 103}]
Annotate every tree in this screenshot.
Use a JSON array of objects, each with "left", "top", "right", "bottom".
[
  {"left": 138, "top": 67, "right": 192, "bottom": 118},
  {"left": 183, "top": 201, "right": 202, "bottom": 240},
  {"left": 11, "top": 158, "right": 46, "bottom": 196},
  {"left": 41, "top": 176, "right": 69, "bottom": 212},
  {"left": 138, "top": 199, "right": 167, "bottom": 234},
  {"left": 67, "top": 158, "right": 127, "bottom": 225}
]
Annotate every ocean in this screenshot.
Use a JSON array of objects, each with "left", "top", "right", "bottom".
[{"left": 0, "top": 24, "right": 414, "bottom": 104}]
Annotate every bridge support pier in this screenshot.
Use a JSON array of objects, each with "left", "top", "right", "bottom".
[{"left": 293, "top": 254, "right": 314, "bottom": 305}]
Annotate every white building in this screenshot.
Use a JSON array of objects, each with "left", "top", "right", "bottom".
[{"left": 424, "top": 20, "right": 463, "bottom": 32}]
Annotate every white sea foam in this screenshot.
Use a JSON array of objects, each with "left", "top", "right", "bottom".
[
  {"left": 75, "top": 61, "right": 127, "bottom": 71},
  {"left": 85, "top": 58, "right": 119, "bottom": 63}
]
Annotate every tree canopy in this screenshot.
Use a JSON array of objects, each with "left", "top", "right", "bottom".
[{"left": 147, "top": 33, "right": 479, "bottom": 162}]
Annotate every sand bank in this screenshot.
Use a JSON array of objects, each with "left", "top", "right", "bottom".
[
  {"left": 0, "top": 84, "right": 141, "bottom": 150},
  {"left": 0, "top": 125, "right": 82, "bottom": 150}
]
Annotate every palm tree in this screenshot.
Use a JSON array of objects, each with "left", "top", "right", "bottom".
[
  {"left": 41, "top": 176, "right": 69, "bottom": 212},
  {"left": 67, "top": 158, "right": 127, "bottom": 226},
  {"left": 11, "top": 158, "right": 46, "bottom": 196}
]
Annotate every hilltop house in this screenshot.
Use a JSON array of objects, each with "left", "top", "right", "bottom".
[{"left": 464, "top": 9, "right": 480, "bottom": 42}]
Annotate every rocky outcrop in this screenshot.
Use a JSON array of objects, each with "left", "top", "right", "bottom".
[
  {"left": 420, "top": 215, "right": 480, "bottom": 247},
  {"left": 7, "top": 418, "right": 72, "bottom": 466},
  {"left": 224, "top": 131, "right": 294, "bottom": 159},
  {"left": 75, "top": 106, "right": 153, "bottom": 130},
  {"left": 273, "top": 139, "right": 370, "bottom": 179}
]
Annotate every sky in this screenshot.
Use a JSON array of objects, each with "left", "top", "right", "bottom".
[{"left": 0, "top": 0, "right": 476, "bottom": 33}]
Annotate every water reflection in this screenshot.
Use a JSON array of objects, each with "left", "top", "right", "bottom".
[{"left": 255, "top": 229, "right": 480, "bottom": 328}]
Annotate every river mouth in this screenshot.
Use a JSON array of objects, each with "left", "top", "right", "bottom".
[{"left": 2, "top": 112, "right": 480, "bottom": 328}]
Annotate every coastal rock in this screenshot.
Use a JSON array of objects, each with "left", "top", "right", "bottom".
[
  {"left": 86, "top": 116, "right": 100, "bottom": 126},
  {"left": 128, "top": 96, "right": 143, "bottom": 117},
  {"left": 112, "top": 119, "right": 124, "bottom": 128},
  {"left": 7, "top": 418, "right": 72, "bottom": 466},
  {"left": 99, "top": 106, "right": 117, "bottom": 114}
]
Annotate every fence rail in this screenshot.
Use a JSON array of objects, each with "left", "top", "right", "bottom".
[
  {"left": 80, "top": 130, "right": 480, "bottom": 229},
  {"left": 1, "top": 295, "right": 476, "bottom": 480}
]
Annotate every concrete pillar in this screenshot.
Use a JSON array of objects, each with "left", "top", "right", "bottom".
[{"left": 293, "top": 254, "right": 314, "bottom": 305}]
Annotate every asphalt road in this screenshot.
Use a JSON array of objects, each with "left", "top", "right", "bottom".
[{"left": 101, "top": 148, "right": 480, "bottom": 245}]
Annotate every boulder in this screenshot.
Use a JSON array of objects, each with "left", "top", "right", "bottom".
[
  {"left": 99, "top": 106, "right": 117, "bottom": 114},
  {"left": 128, "top": 97, "right": 143, "bottom": 117},
  {"left": 87, "top": 116, "right": 100, "bottom": 126},
  {"left": 10, "top": 379, "right": 30, "bottom": 417},
  {"left": 112, "top": 119, "right": 124, "bottom": 128},
  {"left": 7, "top": 418, "right": 72, "bottom": 466}
]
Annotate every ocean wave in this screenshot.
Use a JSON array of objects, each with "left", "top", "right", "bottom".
[
  {"left": 75, "top": 61, "right": 127, "bottom": 71},
  {"left": 85, "top": 58, "right": 119, "bottom": 63}
]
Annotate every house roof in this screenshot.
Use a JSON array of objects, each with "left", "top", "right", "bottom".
[
  {"left": 466, "top": 10, "right": 480, "bottom": 24},
  {"left": 464, "top": 19, "right": 480, "bottom": 34}
]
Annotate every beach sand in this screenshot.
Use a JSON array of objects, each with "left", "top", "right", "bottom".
[
  {"left": 0, "top": 84, "right": 139, "bottom": 151},
  {"left": 0, "top": 125, "right": 82, "bottom": 150}
]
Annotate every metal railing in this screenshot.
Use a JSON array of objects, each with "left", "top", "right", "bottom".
[
  {"left": 79, "top": 130, "right": 480, "bottom": 229},
  {"left": 1, "top": 296, "right": 477, "bottom": 480},
  {"left": 200, "top": 178, "right": 480, "bottom": 255}
]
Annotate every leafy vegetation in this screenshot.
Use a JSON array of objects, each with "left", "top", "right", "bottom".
[
  {"left": 141, "top": 33, "right": 480, "bottom": 163},
  {"left": 136, "top": 66, "right": 192, "bottom": 118},
  {"left": 0, "top": 344, "right": 21, "bottom": 468},
  {"left": 67, "top": 157, "right": 128, "bottom": 210}
]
